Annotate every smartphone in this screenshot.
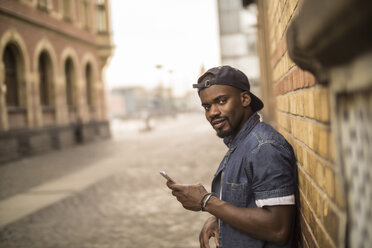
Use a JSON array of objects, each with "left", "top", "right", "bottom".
[{"left": 159, "top": 171, "right": 176, "bottom": 183}]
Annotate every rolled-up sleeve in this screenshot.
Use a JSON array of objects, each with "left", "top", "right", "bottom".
[{"left": 247, "top": 142, "right": 296, "bottom": 208}]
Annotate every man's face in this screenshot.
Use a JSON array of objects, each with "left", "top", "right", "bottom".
[{"left": 199, "top": 85, "right": 249, "bottom": 138}]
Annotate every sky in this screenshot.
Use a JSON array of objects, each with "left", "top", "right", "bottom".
[{"left": 105, "top": 0, "right": 221, "bottom": 96}]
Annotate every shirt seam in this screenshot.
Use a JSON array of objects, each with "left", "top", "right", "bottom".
[
  {"left": 254, "top": 187, "right": 294, "bottom": 199},
  {"left": 250, "top": 139, "right": 291, "bottom": 155}
]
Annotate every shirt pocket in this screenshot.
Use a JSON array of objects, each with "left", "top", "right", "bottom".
[{"left": 224, "top": 182, "right": 248, "bottom": 207}]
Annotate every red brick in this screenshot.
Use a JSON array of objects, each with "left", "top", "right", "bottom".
[
  {"left": 286, "top": 74, "right": 293, "bottom": 93},
  {"left": 306, "top": 71, "right": 316, "bottom": 86},
  {"left": 287, "top": 70, "right": 293, "bottom": 92},
  {"left": 293, "top": 69, "right": 299, "bottom": 90},
  {"left": 279, "top": 81, "right": 284, "bottom": 95},
  {"left": 292, "top": 67, "right": 299, "bottom": 89},
  {"left": 273, "top": 81, "right": 280, "bottom": 96},
  {"left": 298, "top": 68, "right": 305, "bottom": 89},
  {"left": 283, "top": 74, "right": 289, "bottom": 93}
]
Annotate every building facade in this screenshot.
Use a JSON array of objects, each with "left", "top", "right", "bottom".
[
  {"left": 253, "top": 0, "right": 372, "bottom": 247},
  {"left": 0, "top": 0, "right": 113, "bottom": 163},
  {"left": 217, "top": 0, "right": 261, "bottom": 97}
]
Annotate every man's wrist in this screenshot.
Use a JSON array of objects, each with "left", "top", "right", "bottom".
[
  {"left": 201, "top": 192, "right": 216, "bottom": 211},
  {"left": 200, "top": 192, "right": 215, "bottom": 211},
  {"left": 204, "top": 195, "right": 221, "bottom": 213},
  {"left": 200, "top": 193, "right": 211, "bottom": 211}
]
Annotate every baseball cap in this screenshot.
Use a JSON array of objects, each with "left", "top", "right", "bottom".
[{"left": 193, "top": 65, "right": 264, "bottom": 112}]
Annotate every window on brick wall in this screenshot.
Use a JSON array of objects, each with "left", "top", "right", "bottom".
[
  {"left": 38, "top": 51, "right": 52, "bottom": 106},
  {"left": 64, "top": 58, "right": 75, "bottom": 108},
  {"left": 3, "top": 44, "right": 20, "bottom": 107},
  {"left": 82, "top": 0, "right": 90, "bottom": 29},
  {"left": 63, "top": 0, "right": 73, "bottom": 21},
  {"left": 85, "top": 63, "right": 93, "bottom": 107},
  {"left": 95, "top": 0, "right": 107, "bottom": 32},
  {"left": 37, "top": 0, "right": 51, "bottom": 11}
]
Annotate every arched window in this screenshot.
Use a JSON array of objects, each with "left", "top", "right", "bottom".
[
  {"left": 3, "top": 44, "right": 19, "bottom": 107},
  {"left": 85, "top": 63, "right": 93, "bottom": 107},
  {"left": 65, "top": 58, "right": 74, "bottom": 107},
  {"left": 38, "top": 51, "right": 51, "bottom": 106}
]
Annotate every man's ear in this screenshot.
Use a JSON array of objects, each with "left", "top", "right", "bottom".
[{"left": 241, "top": 91, "right": 251, "bottom": 107}]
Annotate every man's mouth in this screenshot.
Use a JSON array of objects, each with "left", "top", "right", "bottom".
[{"left": 211, "top": 118, "right": 227, "bottom": 129}]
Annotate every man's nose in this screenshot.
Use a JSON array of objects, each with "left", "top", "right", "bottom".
[{"left": 209, "top": 104, "right": 221, "bottom": 117}]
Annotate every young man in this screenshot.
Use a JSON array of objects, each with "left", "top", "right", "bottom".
[{"left": 167, "top": 66, "right": 297, "bottom": 248}]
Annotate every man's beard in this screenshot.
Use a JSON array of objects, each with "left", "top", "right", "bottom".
[
  {"left": 216, "top": 129, "right": 234, "bottom": 138},
  {"left": 211, "top": 117, "right": 234, "bottom": 138}
]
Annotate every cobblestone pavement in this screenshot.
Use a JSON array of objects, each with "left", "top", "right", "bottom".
[
  {"left": 0, "top": 140, "right": 115, "bottom": 201},
  {"left": 0, "top": 113, "right": 226, "bottom": 248}
]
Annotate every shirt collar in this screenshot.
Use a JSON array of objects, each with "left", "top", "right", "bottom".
[{"left": 223, "top": 113, "right": 260, "bottom": 148}]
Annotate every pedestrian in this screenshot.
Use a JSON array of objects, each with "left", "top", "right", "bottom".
[{"left": 166, "top": 65, "right": 297, "bottom": 248}]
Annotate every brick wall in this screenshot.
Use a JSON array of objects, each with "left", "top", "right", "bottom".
[{"left": 257, "top": 0, "right": 346, "bottom": 247}]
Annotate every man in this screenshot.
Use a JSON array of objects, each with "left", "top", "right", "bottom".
[{"left": 167, "top": 66, "right": 297, "bottom": 248}]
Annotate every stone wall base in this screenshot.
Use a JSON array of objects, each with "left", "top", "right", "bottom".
[{"left": 0, "top": 121, "right": 111, "bottom": 164}]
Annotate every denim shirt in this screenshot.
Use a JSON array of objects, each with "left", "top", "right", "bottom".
[{"left": 211, "top": 113, "right": 296, "bottom": 248}]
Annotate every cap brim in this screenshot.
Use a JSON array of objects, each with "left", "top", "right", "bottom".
[{"left": 249, "top": 93, "right": 264, "bottom": 112}]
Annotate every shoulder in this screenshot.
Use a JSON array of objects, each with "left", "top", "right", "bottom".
[
  {"left": 252, "top": 122, "right": 292, "bottom": 151},
  {"left": 247, "top": 123, "right": 296, "bottom": 181},
  {"left": 252, "top": 122, "right": 285, "bottom": 142}
]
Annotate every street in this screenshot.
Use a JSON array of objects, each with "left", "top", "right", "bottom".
[{"left": 0, "top": 113, "right": 226, "bottom": 248}]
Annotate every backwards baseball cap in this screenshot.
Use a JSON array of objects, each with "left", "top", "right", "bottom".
[{"left": 193, "top": 65, "right": 264, "bottom": 112}]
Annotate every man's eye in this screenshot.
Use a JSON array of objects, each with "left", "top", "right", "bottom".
[
  {"left": 219, "top": 99, "right": 226, "bottom": 104},
  {"left": 204, "top": 106, "right": 210, "bottom": 111}
]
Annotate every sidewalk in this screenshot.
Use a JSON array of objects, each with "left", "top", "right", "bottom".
[
  {"left": 0, "top": 117, "right": 146, "bottom": 228},
  {"left": 0, "top": 155, "right": 121, "bottom": 228},
  {"left": 0, "top": 115, "right": 161, "bottom": 228}
]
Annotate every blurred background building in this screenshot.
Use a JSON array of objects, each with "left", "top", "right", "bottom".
[
  {"left": 108, "top": 85, "right": 176, "bottom": 120},
  {"left": 217, "top": 0, "right": 260, "bottom": 97},
  {"left": 0, "top": 0, "right": 113, "bottom": 164}
]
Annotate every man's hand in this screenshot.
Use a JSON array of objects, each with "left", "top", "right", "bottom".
[
  {"left": 199, "top": 216, "right": 219, "bottom": 248},
  {"left": 166, "top": 181, "right": 208, "bottom": 211}
]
